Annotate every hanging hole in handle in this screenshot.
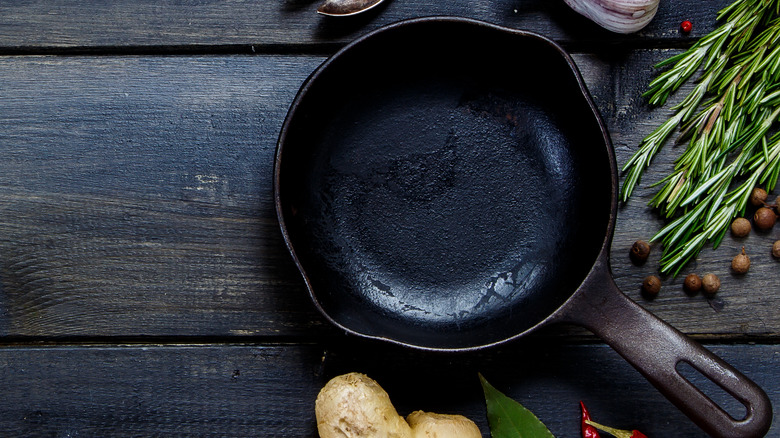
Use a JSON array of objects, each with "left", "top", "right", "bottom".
[{"left": 675, "top": 360, "right": 748, "bottom": 421}]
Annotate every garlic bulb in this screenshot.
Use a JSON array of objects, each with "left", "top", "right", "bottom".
[
  {"left": 563, "top": 0, "right": 660, "bottom": 34},
  {"left": 317, "top": 0, "right": 386, "bottom": 16}
]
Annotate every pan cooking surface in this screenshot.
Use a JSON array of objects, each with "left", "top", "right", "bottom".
[
  {"left": 277, "top": 19, "right": 612, "bottom": 348},
  {"left": 309, "top": 83, "right": 578, "bottom": 318}
]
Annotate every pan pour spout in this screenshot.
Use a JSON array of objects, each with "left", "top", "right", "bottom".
[{"left": 317, "top": 0, "right": 387, "bottom": 16}]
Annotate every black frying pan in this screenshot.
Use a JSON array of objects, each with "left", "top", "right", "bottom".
[{"left": 274, "top": 17, "right": 771, "bottom": 437}]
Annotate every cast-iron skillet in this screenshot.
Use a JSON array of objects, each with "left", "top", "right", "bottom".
[{"left": 274, "top": 17, "right": 771, "bottom": 437}]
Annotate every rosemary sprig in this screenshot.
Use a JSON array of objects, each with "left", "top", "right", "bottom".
[
  {"left": 656, "top": 131, "right": 780, "bottom": 275},
  {"left": 621, "top": 0, "right": 780, "bottom": 275}
]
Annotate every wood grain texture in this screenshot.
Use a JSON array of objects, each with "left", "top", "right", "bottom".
[
  {"left": 0, "top": 55, "right": 328, "bottom": 337},
  {"left": 0, "top": 0, "right": 731, "bottom": 50},
  {"left": 0, "top": 342, "right": 776, "bottom": 437},
  {"left": 1, "top": 50, "right": 779, "bottom": 339}
]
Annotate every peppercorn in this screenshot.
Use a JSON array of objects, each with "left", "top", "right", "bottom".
[
  {"left": 642, "top": 275, "right": 661, "bottom": 297},
  {"left": 730, "top": 217, "right": 751, "bottom": 237},
  {"left": 731, "top": 247, "right": 750, "bottom": 274},
  {"left": 773, "top": 240, "right": 780, "bottom": 259},
  {"left": 749, "top": 187, "right": 768, "bottom": 207},
  {"left": 630, "top": 240, "right": 651, "bottom": 264},
  {"left": 701, "top": 273, "right": 720, "bottom": 296},
  {"left": 680, "top": 20, "right": 693, "bottom": 33},
  {"left": 753, "top": 207, "right": 777, "bottom": 230},
  {"left": 683, "top": 273, "right": 702, "bottom": 294}
]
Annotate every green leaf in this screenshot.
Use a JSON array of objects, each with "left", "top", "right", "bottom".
[{"left": 479, "top": 374, "right": 555, "bottom": 438}]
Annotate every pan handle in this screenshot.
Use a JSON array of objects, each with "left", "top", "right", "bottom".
[{"left": 560, "top": 261, "right": 772, "bottom": 438}]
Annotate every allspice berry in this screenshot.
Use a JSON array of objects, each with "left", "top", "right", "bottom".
[
  {"left": 749, "top": 187, "right": 768, "bottom": 207},
  {"left": 731, "top": 247, "right": 750, "bottom": 274},
  {"left": 683, "top": 273, "right": 702, "bottom": 294},
  {"left": 630, "top": 240, "right": 651, "bottom": 264},
  {"left": 701, "top": 273, "right": 721, "bottom": 296},
  {"left": 753, "top": 207, "right": 777, "bottom": 230},
  {"left": 773, "top": 240, "right": 780, "bottom": 259},
  {"left": 642, "top": 275, "right": 662, "bottom": 296},
  {"left": 730, "top": 217, "right": 751, "bottom": 237}
]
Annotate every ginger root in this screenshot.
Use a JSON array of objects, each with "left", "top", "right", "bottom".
[
  {"left": 407, "top": 410, "right": 482, "bottom": 438},
  {"left": 315, "top": 372, "right": 481, "bottom": 438},
  {"left": 316, "top": 372, "right": 412, "bottom": 438}
]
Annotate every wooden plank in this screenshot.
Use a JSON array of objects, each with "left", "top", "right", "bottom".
[
  {"left": 0, "top": 0, "right": 730, "bottom": 50},
  {"left": 1, "top": 51, "right": 778, "bottom": 339},
  {"left": 0, "top": 342, "right": 776, "bottom": 436},
  {"left": 0, "top": 55, "right": 329, "bottom": 338}
]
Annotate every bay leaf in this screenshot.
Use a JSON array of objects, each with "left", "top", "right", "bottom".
[{"left": 479, "top": 374, "right": 556, "bottom": 438}]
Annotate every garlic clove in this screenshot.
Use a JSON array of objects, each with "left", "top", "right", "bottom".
[{"left": 563, "top": 0, "right": 660, "bottom": 34}]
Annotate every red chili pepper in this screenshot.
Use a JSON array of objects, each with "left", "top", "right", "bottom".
[
  {"left": 580, "top": 401, "right": 601, "bottom": 438},
  {"left": 680, "top": 20, "right": 693, "bottom": 33},
  {"left": 585, "top": 419, "right": 648, "bottom": 438}
]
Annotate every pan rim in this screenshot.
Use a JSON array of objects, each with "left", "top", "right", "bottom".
[{"left": 273, "top": 16, "right": 619, "bottom": 352}]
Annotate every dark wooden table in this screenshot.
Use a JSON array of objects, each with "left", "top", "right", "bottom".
[{"left": 1, "top": 1, "right": 778, "bottom": 436}]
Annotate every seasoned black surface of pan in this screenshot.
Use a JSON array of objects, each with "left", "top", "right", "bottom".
[
  {"left": 275, "top": 17, "right": 771, "bottom": 437},
  {"left": 276, "top": 18, "right": 612, "bottom": 349}
]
